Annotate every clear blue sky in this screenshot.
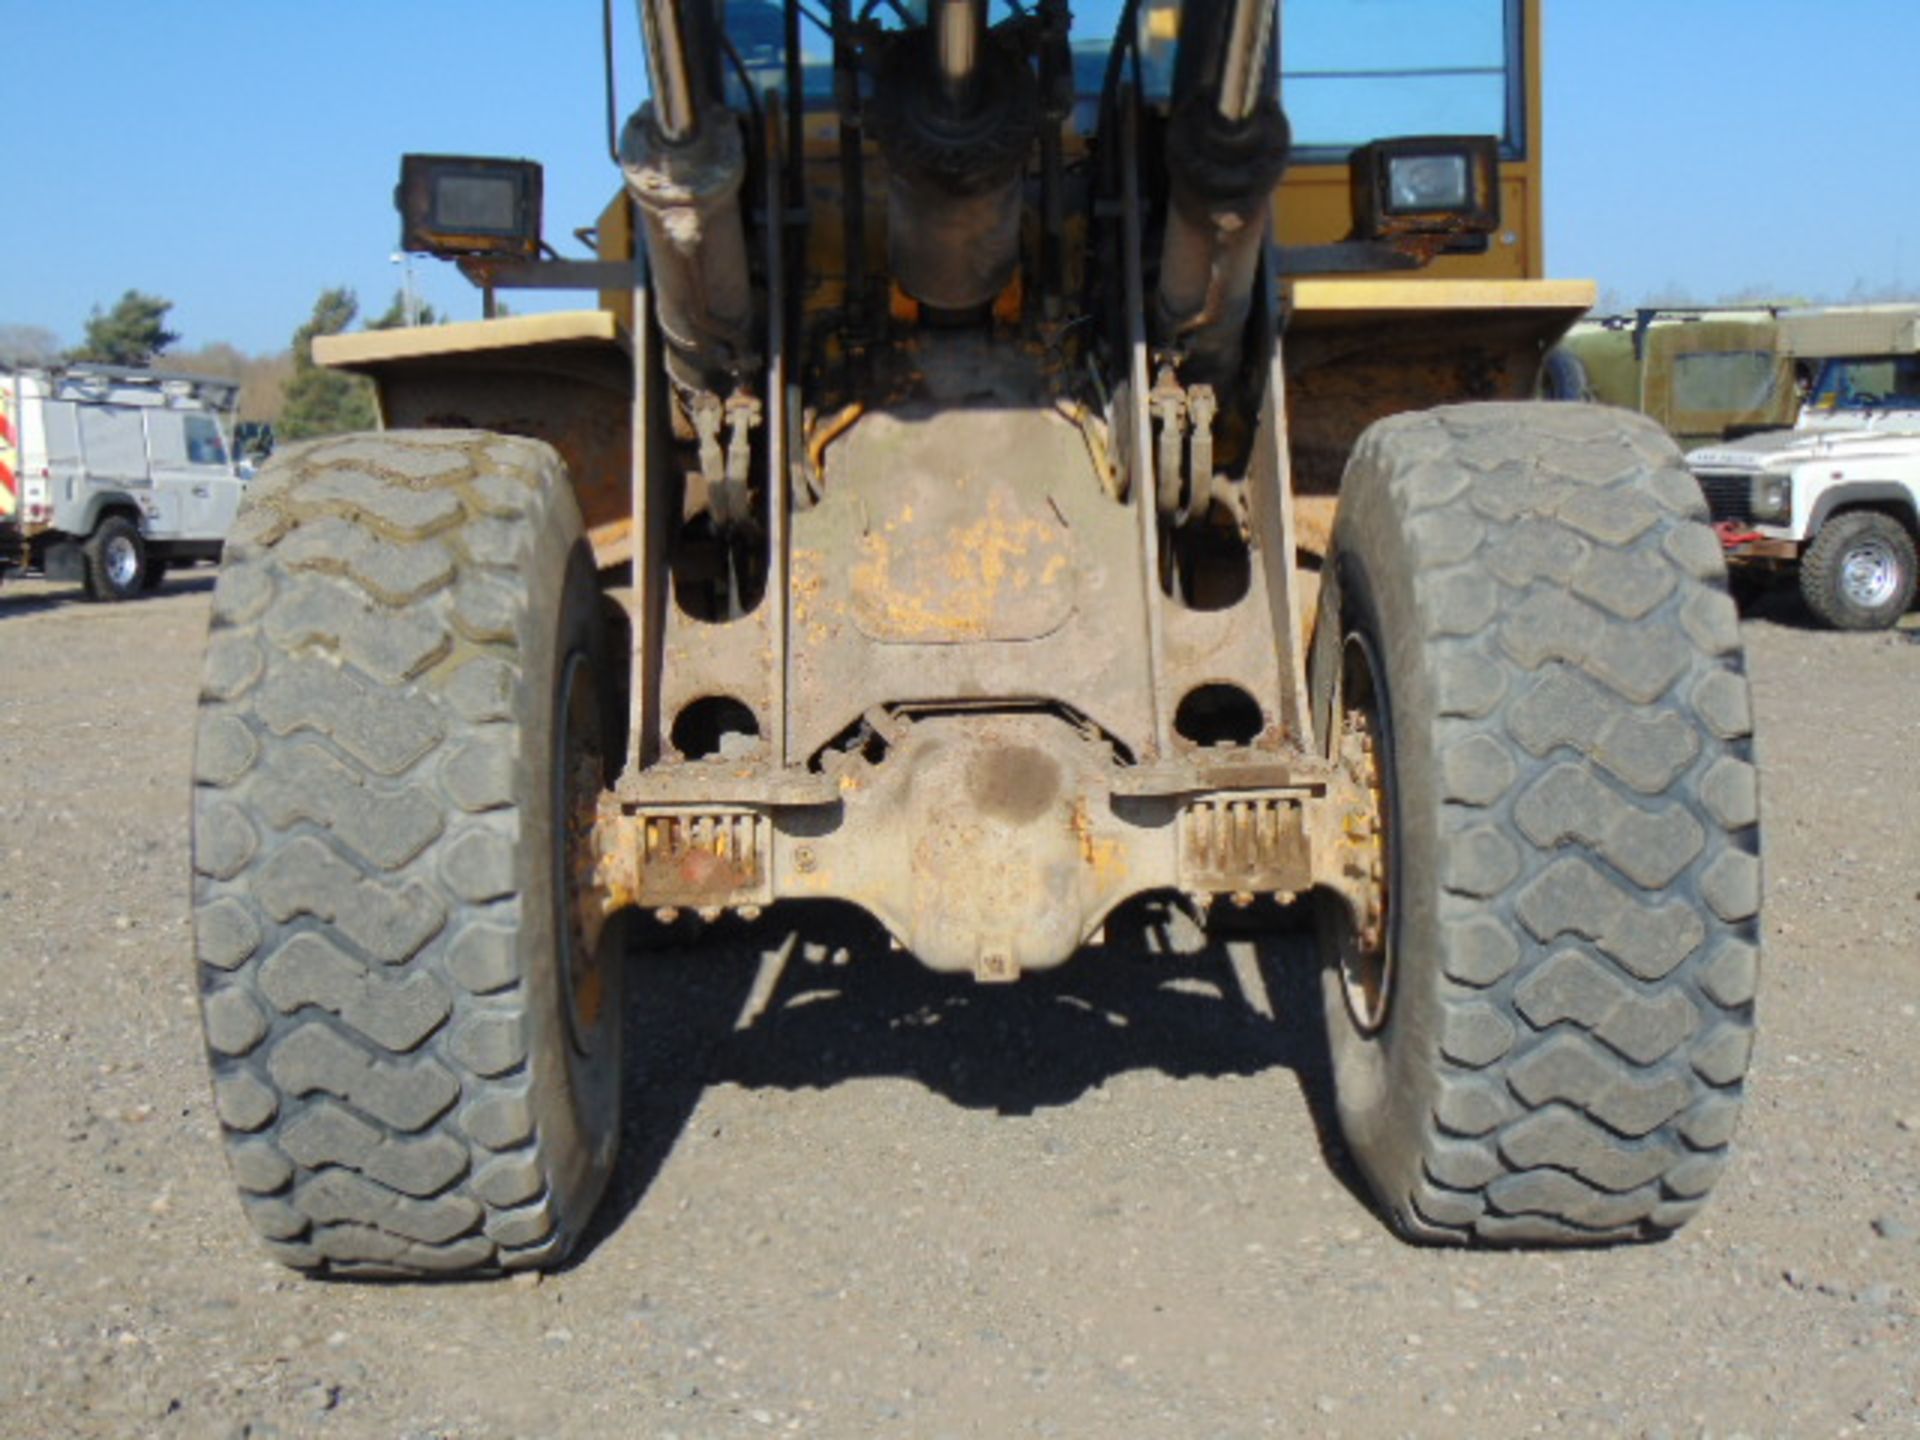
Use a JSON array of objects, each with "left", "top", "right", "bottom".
[{"left": 4, "top": 1, "right": 1917, "bottom": 355}]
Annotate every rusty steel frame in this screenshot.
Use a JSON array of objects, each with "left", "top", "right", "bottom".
[
  {"left": 583, "top": 77, "right": 1393, "bottom": 978},
  {"left": 763, "top": 94, "right": 793, "bottom": 771},
  {"left": 1121, "top": 90, "right": 1174, "bottom": 762},
  {"left": 320, "top": 8, "right": 1406, "bottom": 979}
]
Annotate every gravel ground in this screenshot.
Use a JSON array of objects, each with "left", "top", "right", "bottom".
[{"left": 1, "top": 570, "right": 1917, "bottom": 1440}]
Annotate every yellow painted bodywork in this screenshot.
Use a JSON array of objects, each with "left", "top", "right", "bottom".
[
  {"left": 1283, "top": 273, "right": 1597, "bottom": 499},
  {"left": 316, "top": 309, "right": 636, "bottom": 540},
  {"left": 318, "top": 0, "right": 1575, "bottom": 517},
  {"left": 1279, "top": 0, "right": 1549, "bottom": 285},
  {"left": 314, "top": 310, "right": 627, "bottom": 370},
  {"left": 1274, "top": 0, "right": 1596, "bottom": 501},
  {"left": 1288, "top": 277, "right": 1596, "bottom": 319},
  {"left": 336, "top": 0, "right": 1563, "bottom": 363},
  {"left": 1277, "top": 164, "right": 1544, "bottom": 282}
]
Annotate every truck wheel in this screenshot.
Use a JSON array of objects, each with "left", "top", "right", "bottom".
[
  {"left": 1798, "top": 510, "right": 1916, "bottom": 630},
  {"left": 1539, "top": 348, "right": 1590, "bottom": 403},
  {"left": 83, "top": 514, "right": 146, "bottom": 602},
  {"left": 192, "top": 432, "right": 626, "bottom": 1275},
  {"left": 1309, "top": 403, "right": 1761, "bottom": 1245}
]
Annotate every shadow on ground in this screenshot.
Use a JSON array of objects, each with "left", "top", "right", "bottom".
[
  {"left": 0, "top": 572, "right": 215, "bottom": 618},
  {"left": 577, "top": 897, "right": 1366, "bottom": 1263},
  {"left": 1734, "top": 571, "right": 1920, "bottom": 638}
]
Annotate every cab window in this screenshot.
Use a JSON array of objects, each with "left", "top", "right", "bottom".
[
  {"left": 185, "top": 414, "right": 230, "bottom": 467},
  {"left": 1282, "top": 0, "right": 1521, "bottom": 157},
  {"left": 1066, "top": 0, "right": 1521, "bottom": 153},
  {"left": 729, "top": 0, "right": 1526, "bottom": 155},
  {"left": 1811, "top": 356, "right": 1920, "bottom": 412}
]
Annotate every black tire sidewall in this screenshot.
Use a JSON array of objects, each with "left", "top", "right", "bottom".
[
  {"left": 513, "top": 493, "right": 626, "bottom": 1242},
  {"left": 1308, "top": 403, "right": 1763, "bottom": 1246},
  {"left": 1315, "top": 468, "right": 1451, "bottom": 1229}
]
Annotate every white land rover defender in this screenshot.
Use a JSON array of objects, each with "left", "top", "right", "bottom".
[
  {"left": 1689, "top": 307, "right": 1920, "bottom": 630},
  {"left": 0, "top": 365, "right": 249, "bottom": 601}
]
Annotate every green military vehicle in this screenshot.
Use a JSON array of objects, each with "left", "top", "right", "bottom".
[{"left": 1544, "top": 308, "right": 1801, "bottom": 453}]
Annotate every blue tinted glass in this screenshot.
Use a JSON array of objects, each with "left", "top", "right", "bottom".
[
  {"left": 723, "top": 0, "right": 1517, "bottom": 146},
  {"left": 1065, "top": 0, "right": 1514, "bottom": 152},
  {"left": 723, "top": 0, "right": 835, "bottom": 107},
  {"left": 1285, "top": 71, "right": 1507, "bottom": 150},
  {"left": 1284, "top": 0, "right": 1511, "bottom": 151},
  {"left": 1285, "top": 0, "right": 1504, "bottom": 75}
]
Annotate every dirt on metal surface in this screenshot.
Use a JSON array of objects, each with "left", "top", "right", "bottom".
[{"left": 2, "top": 573, "right": 1919, "bottom": 1436}]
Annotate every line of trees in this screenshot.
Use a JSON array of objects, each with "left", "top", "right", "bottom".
[{"left": 0, "top": 285, "right": 442, "bottom": 440}]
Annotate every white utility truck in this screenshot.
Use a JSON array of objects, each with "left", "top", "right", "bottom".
[
  {"left": 1689, "top": 306, "right": 1920, "bottom": 629},
  {"left": 0, "top": 365, "right": 248, "bottom": 600}
]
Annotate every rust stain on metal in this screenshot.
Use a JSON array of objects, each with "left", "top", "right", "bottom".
[
  {"left": 976, "top": 948, "right": 1020, "bottom": 983},
  {"left": 642, "top": 813, "right": 762, "bottom": 895},
  {"left": 1180, "top": 793, "right": 1312, "bottom": 895},
  {"left": 991, "top": 270, "right": 1024, "bottom": 328},
  {"left": 1324, "top": 702, "right": 1388, "bottom": 955},
  {"left": 566, "top": 768, "right": 614, "bottom": 1029},
  {"left": 595, "top": 807, "right": 772, "bottom": 912},
  {"left": 1070, "top": 798, "right": 1128, "bottom": 887},
  {"left": 806, "top": 402, "right": 865, "bottom": 478},
  {"left": 788, "top": 547, "right": 828, "bottom": 628},
  {"left": 588, "top": 517, "right": 635, "bottom": 569},
  {"left": 850, "top": 483, "right": 1071, "bottom": 642}
]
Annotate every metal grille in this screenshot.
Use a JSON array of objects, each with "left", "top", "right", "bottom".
[
  {"left": 634, "top": 808, "right": 772, "bottom": 905},
  {"left": 1178, "top": 794, "right": 1311, "bottom": 893},
  {"left": 1694, "top": 473, "right": 1753, "bottom": 525}
]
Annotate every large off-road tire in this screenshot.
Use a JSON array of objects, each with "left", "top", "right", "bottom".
[
  {"left": 83, "top": 514, "right": 146, "bottom": 602},
  {"left": 1797, "top": 509, "right": 1916, "bottom": 630},
  {"left": 192, "top": 431, "right": 626, "bottom": 1275},
  {"left": 1309, "top": 403, "right": 1762, "bottom": 1245}
]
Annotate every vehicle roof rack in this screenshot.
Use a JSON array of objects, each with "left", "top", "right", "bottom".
[
  {"left": 44, "top": 363, "right": 242, "bottom": 413},
  {"left": 1776, "top": 305, "right": 1920, "bottom": 360}
]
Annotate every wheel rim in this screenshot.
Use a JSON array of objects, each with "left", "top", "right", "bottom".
[
  {"left": 105, "top": 534, "right": 139, "bottom": 589},
  {"left": 1840, "top": 538, "right": 1902, "bottom": 609},
  {"left": 555, "top": 651, "right": 612, "bottom": 1056},
  {"left": 1336, "top": 630, "right": 1394, "bottom": 1035}
]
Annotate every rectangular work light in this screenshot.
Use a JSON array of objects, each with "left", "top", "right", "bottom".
[
  {"left": 397, "top": 155, "right": 545, "bottom": 259},
  {"left": 1348, "top": 136, "right": 1500, "bottom": 241}
]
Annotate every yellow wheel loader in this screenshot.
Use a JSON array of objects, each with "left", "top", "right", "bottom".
[{"left": 191, "top": 0, "right": 1761, "bottom": 1273}]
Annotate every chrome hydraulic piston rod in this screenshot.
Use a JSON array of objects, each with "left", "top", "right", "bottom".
[
  {"left": 874, "top": 0, "right": 1037, "bottom": 313},
  {"left": 1153, "top": 0, "right": 1289, "bottom": 385},
  {"left": 1216, "top": 0, "right": 1276, "bottom": 123},
  {"left": 637, "top": 0, "right": 699, "bottom": 142},
  {"left": 622, "top": 0, "right": 757, "bottom": 393},
  {"left": 934, "top": 0, "right": 983, "bottom": 111}
]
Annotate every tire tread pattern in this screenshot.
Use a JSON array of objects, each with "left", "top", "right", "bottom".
[
  {"left": 1345, "top": 403, "right": 1761, "bottom": 1245},
  {"left": 193, "top": 431, "right": 575, "bottom": 1274}
]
